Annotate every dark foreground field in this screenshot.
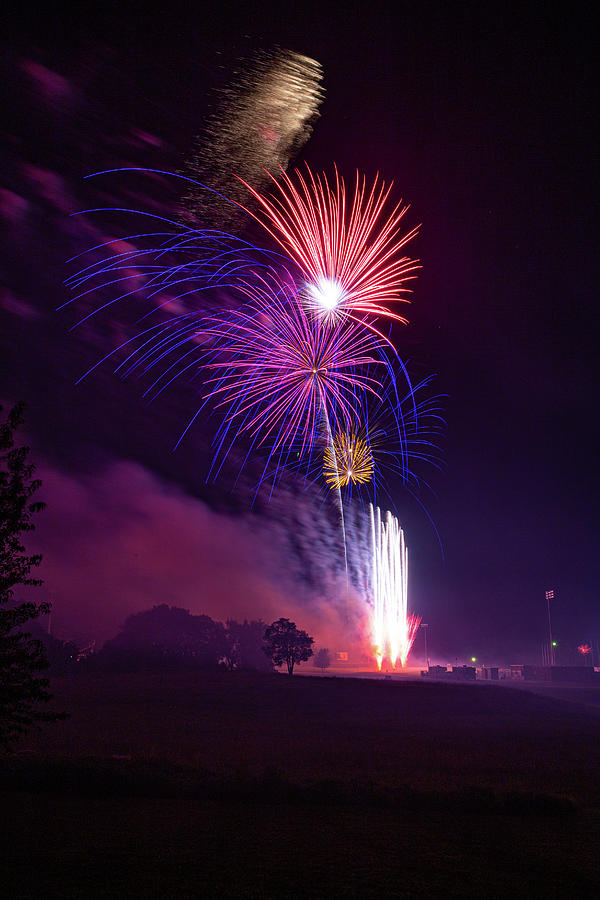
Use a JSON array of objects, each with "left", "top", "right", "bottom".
[{"left": 2, "top": 672, "right": 600, "bottom": 897}]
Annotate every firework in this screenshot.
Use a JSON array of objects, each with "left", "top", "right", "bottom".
[
  {"left": 66, "top": 170, "right": 437, "bottom": 512},
  {"left": 66, "top": 164, "right": 420, "bottom": 355},
  {"left": 93, "top": 264, "right": 398, "bottom": 477},
  {"left": 199, "top": 276, "right": 396, "bottom": 477},
  {"left": 65, "top": 193, "right": 405, "bottom": 486},
  {"left": 320, "top": 376, "right": 444, "bottom": 496},
  {"left": 240, "top": 166, "right": 420, "bottom": 327},
  {"left": 323, "top": 431, "right": 374, "bottom": 489},
  {"left": 370, "top": 504, "right": 421, "bottom": 669},
  {"left": 181, "top": 48, "right": 324, "bottom": 227}
]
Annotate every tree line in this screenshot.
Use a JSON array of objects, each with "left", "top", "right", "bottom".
[
  {"left": 32, "top": 607, "right": 318, "bottom": 676},
  {"left": 32, "top": 611, "right": 331, "bottom": 677}
]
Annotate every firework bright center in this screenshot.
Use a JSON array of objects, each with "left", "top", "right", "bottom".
[{"left": 307, "top": 277, "right": 345, "bottom": 313}]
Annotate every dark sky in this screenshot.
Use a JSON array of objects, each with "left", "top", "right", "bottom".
[{"left": 1, "top": 2, "right": 597, "bottom": 663}]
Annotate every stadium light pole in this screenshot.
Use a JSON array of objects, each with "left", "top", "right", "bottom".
[{"left": 545, "top": 589, "right": 555, "bottom": 666}]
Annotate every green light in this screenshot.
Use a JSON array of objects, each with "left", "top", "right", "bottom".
[
  {"left": 471, "top": 657, "right": 477, "bottom": 663},
  {"left": 552, "top": 641, "right": 557, "bottom": 647}
]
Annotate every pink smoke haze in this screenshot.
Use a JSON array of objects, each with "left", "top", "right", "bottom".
[{"left": 30, "top": 460, "right": 367, "bottom": 650}]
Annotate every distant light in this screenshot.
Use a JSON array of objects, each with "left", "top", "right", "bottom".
[
  {"left": 307, "top": 277, "right": 345, "bottom": 313},
  {"left": 552, "top": 641, "right": 557, "bottom": 647},
  {"left": 471, "top": 657, "right": 477, "bottom": 663}
]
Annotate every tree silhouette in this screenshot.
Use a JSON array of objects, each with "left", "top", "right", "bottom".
[
  {"left": 313, "top": 647, "right": 331, "bottom": 670},
  {"left": 0, "top": 403, "right": 61, "bottom": 748},
  {"left": 263, "top": 617, "right": 314, "bottom": 675},
  {"left": 99, "top": 605, "right": 227, "bottom": 670}
]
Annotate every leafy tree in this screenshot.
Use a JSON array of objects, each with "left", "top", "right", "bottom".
[
  {"left": 225, "top": 619, "right": 273, "bottom": 672},
  {"left": 1, "top": 402, "right": 60, "bottom": 748},
  {"left": 263, "top": 617, "right": 314, "bottom": 675},
  {"left": 313, "top": 647, "right": 331, "bottom": 670},
  {"left": 99, "top": 605, "right": 227, "bottom": 671}
]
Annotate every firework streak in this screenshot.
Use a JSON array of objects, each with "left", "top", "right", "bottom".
[
  {"left": 181, "top": 49, "right": 324, "bottom": 227},
  {"left": 66, "top": 166, "right": 428, "bottom": 489},
  {"left": 370, "top": 504, "right": 421, "bottom": 669},
  {"left": 240, "top": 166, "right": 420, "bottom": 329}
]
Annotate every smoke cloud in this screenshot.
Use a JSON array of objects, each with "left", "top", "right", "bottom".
[{"left": 30, "top": 459, "right": 368, "bottom": 651}]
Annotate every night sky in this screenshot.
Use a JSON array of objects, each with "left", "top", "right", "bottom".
[{"left": 1, "top": 3, "right": 597, "bottom": 664}]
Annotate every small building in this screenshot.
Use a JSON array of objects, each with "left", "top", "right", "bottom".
[
  {"left": 477, "top": 666, "right": 499, "bottom": 681},
  {"left": 507, "top": 665, "right": 597, "bottom": 683},
  {"left": 509, "top": 664, "right": 525, "bottom": 680},
  {"left": 420, "top": 665, "right": 449, "bottom": 678},
  {"left": 450, "top": 665, "right": 476, "bottom": 681},
  {"left": 421, "top": 665, "right": 476, "bottom": 681}
]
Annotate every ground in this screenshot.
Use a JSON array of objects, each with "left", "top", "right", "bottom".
[{"left": 2, "top": 671, "right": 599, "bottom": 897}]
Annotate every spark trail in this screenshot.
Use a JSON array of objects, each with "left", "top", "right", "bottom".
[
  {"left": 370, "top": 504, "right": 421, "bottom": 669},
  {"left": 181, "top": 49, "right": 324, "bottom": 228},
  {"left": 320, "top": 404, "right": 350, "bottom": 592}
]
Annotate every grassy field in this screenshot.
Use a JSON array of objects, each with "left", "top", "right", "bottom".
[
  {"left": 14, "top": 670, "right": 600, "bottom": 799},
  {"left": 3, "top": 791, "right": 598, "bottom": 898},
  {"left": 2, "top": 671, "right": 600, "bottom": 896}
]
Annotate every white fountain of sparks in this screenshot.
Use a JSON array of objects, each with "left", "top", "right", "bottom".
[{"left": 370, "top": 504, "right": 421, "bottom": 669}]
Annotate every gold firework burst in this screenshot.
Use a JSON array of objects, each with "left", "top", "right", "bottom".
[
  {"left": 323, "top": 431, "right": 374, "bottom": 489},
  {"left": 181, "top": 49, "right": 324, "bottom": 228}
]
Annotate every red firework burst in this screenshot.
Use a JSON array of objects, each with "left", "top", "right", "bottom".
[{"left": 239, "top": 166, "right": 420, "bottom": 326}]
